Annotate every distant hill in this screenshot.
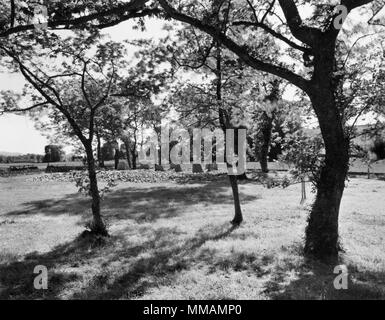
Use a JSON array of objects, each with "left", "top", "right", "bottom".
[{"left": 0, "top": 151, "right": 22, "bottom": 156}]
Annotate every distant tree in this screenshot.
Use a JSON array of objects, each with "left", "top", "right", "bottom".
[
  {"left": 370, "top": 138, "right": 385, "bottom": 160},
  {"left": 43, "top": 145, "right": 64, "bottom": 163},
  {"left": 101, "top": 142, "right": 116, "bottom": 162}
]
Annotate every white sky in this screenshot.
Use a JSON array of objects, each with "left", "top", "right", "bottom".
[{"left": 0, "top": 4, "right": 381, "bottom": 154}]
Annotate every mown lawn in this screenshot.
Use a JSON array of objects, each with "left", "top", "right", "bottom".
[{"left": 0, "top": 173, "right": 384, "bottom": 300}]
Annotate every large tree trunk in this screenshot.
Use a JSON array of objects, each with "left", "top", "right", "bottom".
[
  {"left": 85, "top": 145, "right": 108, "bottom": 236},
  {"left": 304, "top": 89, "right": 349, "bottom": 259}
]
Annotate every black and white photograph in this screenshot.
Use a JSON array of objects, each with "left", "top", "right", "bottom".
[{"left": 0, "top": 0, "right": 384, "bottom": 305}]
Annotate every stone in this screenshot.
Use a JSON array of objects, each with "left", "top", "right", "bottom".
[
  {"left": 174, "top": 164, "right": 183, "bottom": 172},
  {"left": 155, "top": 164, "right": 165, "bottom": 171},
  {"left": 205, "top": 163, "right": 218, "bottom": 172},
  {"left": 192, "top": 164, "right": 204, "bottom": 173},
  {"left": 117, "top": 160, "right": 130, "bottom": 171}
]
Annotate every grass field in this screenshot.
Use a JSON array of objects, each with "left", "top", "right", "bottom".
[{"left": 0, "top": 173, "right": 384, "bottom": 300}]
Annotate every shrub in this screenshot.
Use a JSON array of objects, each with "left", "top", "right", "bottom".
[
  {"left": 174, "top": 164, "right": 183, "bottom": 172},
  {"left": 46, "top": 165, "right": 85, "bottom": 173},
  {"left": 370, "top": 139, "right": 385, "bottom": 160},
  {"left": 138, "top": 164, "right": 151, "bottom": 170}
]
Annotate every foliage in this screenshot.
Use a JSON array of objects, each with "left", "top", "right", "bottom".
[
  {"left": 280, "top": 131, "right": 325, "bottom": 188},
  {"left": 73, "top": 170, "right": 117, "bottom": 199},
  {"left": 43, "top": 145, "right": 64, "bottom": 163},
  {"left": 370, "top": 138, "right": 385, "bottom": 160}
]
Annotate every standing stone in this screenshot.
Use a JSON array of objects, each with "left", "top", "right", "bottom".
[
  {"left": 205, "top": 163, "right": 218, "bottom": 172},
  {"left": 174, "top": 164, "right": 183, "bottom": 172},
  {"left": 192, "top": 164, "right": 204, "bottom": 173},
  {"left": 117, "top": 160, "right": 130, "bottom": 171},
  {"left": 155, "top": 164, "right": 165, "bottom": 171}
]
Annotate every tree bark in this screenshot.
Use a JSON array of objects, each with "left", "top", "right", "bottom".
[
  {"left": 114, "top": 148, "right": 119, "bottom": 170},
  {"left": 132, "top": 133, "right": 138, "bottom": 170},
  {"left": 131, "top": 149, "right": 137, "bottom": 169},
  {"left": 258, "top": 112, "right": 274, "bottom": 173},
  {"left": 304, "top": 88, "right": 349, "bottom": 259},
  {"left": 216, "top": 43, "right": 243, "bottom": 225},
  {"left": 123, "top": 139, "right": 132, "bottom": 169},
  {"left": 96, "top": 131, "right": 104, "bottom": 168},
  {"left": 229, "top": 175, "right": 243, "bottom": 225},
  {"left": 85, "top": 145, "right": 108, "bottom": 236}
]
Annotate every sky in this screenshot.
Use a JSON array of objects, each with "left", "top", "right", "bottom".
[{"left": 0, "top": 4, "right": 381, "bottom": 154}]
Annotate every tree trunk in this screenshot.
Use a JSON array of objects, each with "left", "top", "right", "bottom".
[
  {"left": 123, "top": 139, "right": 132, "bottom": 169},
  {"left": 237, "top": 173, "right": 248, "bottom": 181},
  {"left": 114, "top": 148, "right": 119, "bottom": 170},
  {"left": 132, "top": 135, "right": 138, "bottom": 170},
  {"left": 96, "top": 131, "right": 104, "bottom": 168},
  {"left": 85, "top": 145, "right": 108, "bottom": 236},
  {"left": 258, "top": 112, "right": 274, "bottom": 173},
  {"left": 228, "top": 174, "right": 243, "bottom": 225},
  {"left": 132, "top": 151, "right": 137, "bottom": 169},
  {"left": 304, "top": 92, "right": 349, "bottom": 259},
  {"left": 216, "top": 43, "right": 243, "bottom": 225}
]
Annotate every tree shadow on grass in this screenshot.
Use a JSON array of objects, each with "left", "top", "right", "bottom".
[
  {"left": 74, "top": 224, "right": 241, "bottom": 300},
  {"left": 0, "top": 223, "right": 239, "bottom": 300},
  {"left": 4, "top": 180, "right": 261, "bottom": 225},
  {"left": 262, "top": 252, "right": 385, "bottom": 300}
]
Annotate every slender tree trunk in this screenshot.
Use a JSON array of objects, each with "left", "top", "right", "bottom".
[
  {"left": 216, "top": 42, "right": 243, "bottom": 225},
  {"left": 132, "top": 134, "right": 138, "bottom": 170},
  {"left": 229, "top": 175, "right": 243, "bottom": 225},
  {"left": 258, "top": 112, "right": 274, "bottom": 173},
  {"left": 237, "top": 173, "right": 248, "bottom": 181},
  {"left": 131, "top": 149, "right": 137, "bottom": 169},
  {"left": 114, "top": 148, "right": 119, "bottom": 170},
  {"left": 96, "top": 131, "right": 104, "bottom": 168},
  {"left": 304, "top": 92, "right": 349, "bottom": 259},
  {"left": 85, "top": 145, "right": 108, "bottom": 236}
]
